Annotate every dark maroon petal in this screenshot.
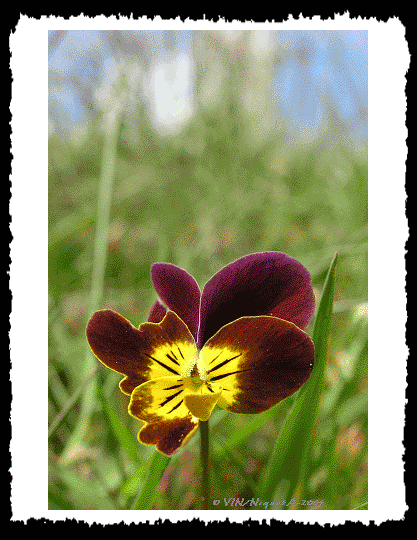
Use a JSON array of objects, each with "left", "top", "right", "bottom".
[
  {"left": 86, "top": 310, "right": 149, "bottom": 394},
  {"left": 86, "top": 310, "right": 197, "bottom": 395},
  {"left": 197, "top": 252, "right": 315, "bottom": 348},
  {"left": 147, "top": 299, "right": 167, "bottom": 323},
  {"left": 201, "top": 316, "right": 315, "bottom": 414},
  {"left": 151, "top": 263, "right": 201, "bottom": 340},
  {"left": 137, "top": 415, "right": 199, "bottom": 456}
]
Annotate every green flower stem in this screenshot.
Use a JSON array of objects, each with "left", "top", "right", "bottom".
[{"left": 200, "top": 420, "right": 210, "bottom": 509}]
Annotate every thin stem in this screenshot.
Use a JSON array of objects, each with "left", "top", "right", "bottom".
[{"left": 200, "top": 419, "right": 210, "bottom": 509}]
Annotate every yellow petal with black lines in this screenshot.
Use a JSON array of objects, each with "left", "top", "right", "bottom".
[{"left": 128, "top": 376, "right": 199, "bottom": 456}]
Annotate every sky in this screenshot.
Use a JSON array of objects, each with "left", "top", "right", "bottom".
[{"left": 48, "top": 30, "right": 368, "bottom": 146}]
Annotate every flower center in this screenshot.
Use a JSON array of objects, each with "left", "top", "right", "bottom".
[
  {"left": 182, "top": 352, "right": 207, "bottom": 382},
  {"left": 190, "top": 365, "right": 205, "bottom": 389}
]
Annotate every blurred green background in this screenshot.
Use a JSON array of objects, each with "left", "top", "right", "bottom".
[{"left": 48, "top": 30, "right": 368, "bottom": 510}]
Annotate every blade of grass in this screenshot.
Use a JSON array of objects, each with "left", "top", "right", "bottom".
[
  {"left": 120, "top": 466, "right": 146, "bottom": 501},
  {"left": 213, "top": 408, "right": 275, "bottom": 459},
  {"left": 97, "top": 385, "right": 142, "bottom": 465},
  {"left": 314, "top": 321, "right": 368, "bottom": 508},
  {"left": 132, "top": 451, "right": 171, "bottom": 509},
  {"left": 49, "top": 364, "right": 71, "bottom": 409},
  {"left": 59, "top": 109, "right": 121, "bottom": 465},
  {"left": 48, "top": 365, "right": 99, "bottom": 438},
  {"left": 259, "top": 253, "right": 338, "bottom": 504}
]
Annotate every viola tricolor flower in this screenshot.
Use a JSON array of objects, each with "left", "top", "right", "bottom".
[{"left": 86, "top": 252, "right": 316, "bottom": 456}]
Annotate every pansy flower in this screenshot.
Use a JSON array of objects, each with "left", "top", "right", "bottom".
[{"left": 86, "top": 252, "right": 315, "bottom": 456}]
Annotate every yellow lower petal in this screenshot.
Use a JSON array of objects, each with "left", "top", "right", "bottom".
[
  {"left": 128, "top": 374, "right": 223, "bottom": 454},
  {"left": 184, "top": 388, "right": 223, "bottom": 421},
  {"left": 128, "top": 376, "right": 199, "bottom": 455}
]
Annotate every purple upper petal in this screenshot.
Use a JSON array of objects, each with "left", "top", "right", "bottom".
[
  {"left": 150, "top": 263, "right": 201, "bottom": 340},
  {"left": 197, "top": 252, "right": 315, "bottom": 348},
  {"left": 147, "top": 299, "right": 167, "bottom": 324}
]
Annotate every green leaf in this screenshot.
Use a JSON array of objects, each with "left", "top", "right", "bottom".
[{"left": 259, "top": 253, "right": 338, "bottom": 504}]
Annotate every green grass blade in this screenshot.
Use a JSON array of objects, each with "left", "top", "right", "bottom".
[
  {"left": 48, "top": 365, "right": 99, "bottom": 438},
  {"left": 132, "top": 451, "right": 171, "bottom": 509},
  {"left": 97, "top": 386, "right": 142, "bottom": 465},
  {"left": 259, "top": 253, "right": 338, "bottom": 504},
  {"left": 311, "top": 252, "right": 339, "bottom": 375},
  {"left": 214, "top": 408, "right": 275, "bottom": 458},
  {"left": 120, "top": 466, "right": 146, "bottom": 500},
  {"left": 58, "top": 113, "right": 121, "bottom": 465}
]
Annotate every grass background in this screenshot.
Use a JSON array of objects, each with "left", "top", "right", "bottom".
[{"left": 48, "top": 31, "right": 368, "bottom": 511}]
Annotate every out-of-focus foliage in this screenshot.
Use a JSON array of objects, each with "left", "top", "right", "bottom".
[{"left": 48, "top": 30, "right": 367, "bottom": 511}]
